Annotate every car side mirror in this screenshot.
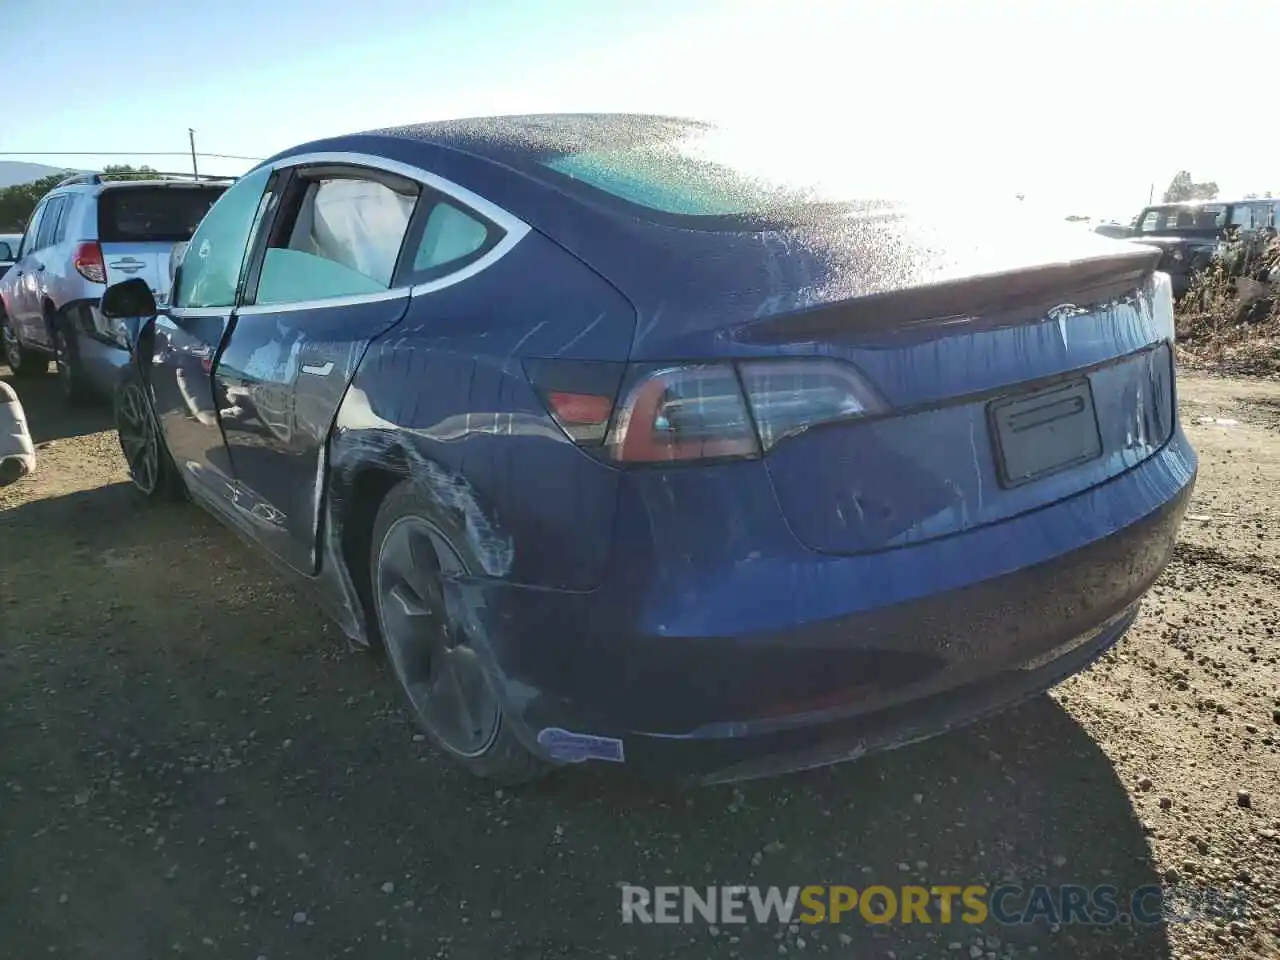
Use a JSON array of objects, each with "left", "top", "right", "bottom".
[
  {"left": 0, "top": 241, "right": 12, "bottom": 261},
  {"left": 101, "top": 277, "right": 158, "bottom": 319}
]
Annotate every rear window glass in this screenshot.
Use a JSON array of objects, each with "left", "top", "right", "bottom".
[
  {"left": 541, "top": 141, "right": 809, "bottom": 217},
  {"left": 97, "top": 186, "right": 228, "bottom": 243},
  {"left": 519, "top": 120, "right": 844, "bottom": 219},
  {"left": 1135, "top": 205, "right": 1226, "bottom": 234}
]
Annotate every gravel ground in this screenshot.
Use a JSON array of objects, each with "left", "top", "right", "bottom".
[{"left": 1, "top": 368, "right": 1279, "bottom": 960}]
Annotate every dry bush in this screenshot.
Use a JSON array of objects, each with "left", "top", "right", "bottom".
[{"left": 1175, "top": 250, "right": 1280, "bottom": 378}]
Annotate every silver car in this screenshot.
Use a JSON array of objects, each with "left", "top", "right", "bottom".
[
  {"left": 0, "top": 233, "right": 20, "bottom": 278},
  {"left": 0, "top": 174, "right": 228, "bottom": 400}
]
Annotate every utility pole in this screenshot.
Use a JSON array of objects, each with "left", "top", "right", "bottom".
[{"left": 188, "top": 128, "right": 199, "bottom": 179}]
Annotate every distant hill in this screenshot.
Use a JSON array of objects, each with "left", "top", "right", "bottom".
[{"left": 0, "top": 161, "right": 83, "bottom": 188}]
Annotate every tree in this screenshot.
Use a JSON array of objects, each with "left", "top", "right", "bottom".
[
  {"left": 0, "top": 164, "right": 161, "bottom": 231},
  {"left": 1163, "top": 170, "right": 1220, "bottom": 203},
  {"left": 102, "top": 164, "right": 159, "bottom": 181}
]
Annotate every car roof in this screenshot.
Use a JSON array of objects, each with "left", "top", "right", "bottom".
[
  {"left": 1143, "top": 198, "right": 1268, "bottom": 209},
  {"left": 366, "top": 113, "right": 703, "bottom": 165},
  {"left": 94, "top": 179, "right": 229, "bottom": 191}
]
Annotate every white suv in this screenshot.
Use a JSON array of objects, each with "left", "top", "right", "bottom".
[{"left": 0, "top": 174, "right": 228, "bottom": 401}]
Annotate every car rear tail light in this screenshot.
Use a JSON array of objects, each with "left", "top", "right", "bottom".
[
  {"left": 523, "top": 358, "right": 626, "bottom": 445},
  {"left": 527, "top": 357, "right": 883, "bottom": 464},
  {"left": 738, "top": 358, "right": 884, "bottom": 451},
  {"left": 608, "top": 364, "right": 759, "bottom": 463},
  {"left": 73, "top": 242, "right": 106, "bottom": 284}
]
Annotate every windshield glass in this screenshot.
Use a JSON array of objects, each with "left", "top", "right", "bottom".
[{"left": 1135, "top": 204, "right": 1227, "bottom": 235}]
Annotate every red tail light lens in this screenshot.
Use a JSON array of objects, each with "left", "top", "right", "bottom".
[
  {"left": 527, "top": 357, "right": 883, "bottom": 464},
  {"left": 608, "top": 365, "right": 759, "bottom": 463},
  {"left": 73, "top": 242, "right": 106, "bottom": 284},
  {"left": 523, "top": 358, "right": 626, "bottom": 446}
]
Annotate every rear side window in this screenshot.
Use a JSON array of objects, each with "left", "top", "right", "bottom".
[
  {"left": 403, "top": 199, "right": 499, "bottom": 282},
  {"left": 97, "top": 186, "right": 227, "bottom": 243},
  {"left": 33, "top": 196, "right": 65, "bottom": 250},
  {"left": 254, "top": 175, "right": 416, "bottom": 305}
]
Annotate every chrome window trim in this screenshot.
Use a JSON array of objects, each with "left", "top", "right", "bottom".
[
  {"left": 236, "top": 287, "right": 409, "bottom": 316},
  {"left": 216, "top": 150, "right": 533, "bottom": 311},
  {"left": 167, "top": 306, "right": 231, "bottom": 319}
]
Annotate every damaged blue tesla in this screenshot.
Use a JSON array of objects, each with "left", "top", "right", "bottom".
[{"left": 101, "top": 114, "right": 1196, "bottom": 784}]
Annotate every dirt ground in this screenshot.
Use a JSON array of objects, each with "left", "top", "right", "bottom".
[{"left": 2, "top": 365, "right": 1279, "bottom": 960}]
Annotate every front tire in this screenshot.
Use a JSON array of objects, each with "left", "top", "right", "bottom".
[
  {"left": 369, "top": 480, "right": 546, "bottom": 785},
  {"left": 114, "top": 371, "right": 183, "bottom": 501}
]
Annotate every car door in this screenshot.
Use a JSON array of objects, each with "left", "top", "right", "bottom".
[
  {"left": 22, "top": 196, "right": 68, "bottom": 349},
  {"left": 8, "top": 199, "right": 49, "bottom": 342},
  {"left": 213, "top": 163, "right": 421, "bottom": 573},
  {"left": 148, "top": 164, "right": 279, "bottom": 518}
]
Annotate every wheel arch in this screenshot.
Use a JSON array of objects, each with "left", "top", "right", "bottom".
[{"left": 327, "top": 428, "right": 516, "bottom": 648}]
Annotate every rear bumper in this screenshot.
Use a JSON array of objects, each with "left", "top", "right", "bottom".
[
  {"left": 477, "top": 428, "right": 1196, "bottom": 777},
  {"left": 63, "top": 298, "right": 130, "bottom": 396},
  {"left": 670, "top": 603, "right": 1140, "bottom": 784}
]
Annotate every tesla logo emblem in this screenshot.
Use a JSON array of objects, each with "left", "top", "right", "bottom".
[
  {"left": 198, "top": 239, "right": 212, "bottom": 259},
  {"left": 1046, "top": 303, "right": 1080, "bottom": 349},
  {"left": 1046, "top": 304, "right": 1081, "bottom": 323}
]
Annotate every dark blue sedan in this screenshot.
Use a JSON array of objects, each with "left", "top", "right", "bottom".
[{"left": 101, "top": 114, "right": 1196, "bottom": 784}]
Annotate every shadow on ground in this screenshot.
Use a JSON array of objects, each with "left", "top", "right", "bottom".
[
  {"left": 0, "top": 473, "right": 1171, "bottom": 960},
  {"left": 1, "top": 367, "right": 115, "bottom": 444}
]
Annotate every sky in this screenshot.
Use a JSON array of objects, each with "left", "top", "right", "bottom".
[{"left": 3, "top": 0, "right": 1276, "bottom": 222}]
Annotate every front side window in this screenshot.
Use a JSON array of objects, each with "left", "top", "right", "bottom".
[
  {"left": 254, "top": 175, "right": 416, "bottom": 305},
  {"left": 175, "top": 165, "right": 273, "bottom": 310},
  {"left": 18, "top": 202, "right": 45, "bottom": 259}
]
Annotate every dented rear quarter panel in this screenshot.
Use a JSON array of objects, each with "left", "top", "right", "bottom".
[{"left": 326, "top": 226, "right": 637, "bottom": 610}]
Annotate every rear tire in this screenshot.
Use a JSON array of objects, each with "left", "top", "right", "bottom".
[
  {"left": 114, "top": 369, "right": 183, "bottom": 502},
  {"left": 369, "top": 480, "right": 546, "bottom": 785},
  {"left": 52, "top": 315, "right": 92, "bottom": 405},
  {"left": 1, "top": 313, "right": 47, "bottom": 378}
]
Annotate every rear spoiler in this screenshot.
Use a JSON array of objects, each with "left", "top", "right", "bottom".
[{"left": 56, "top": 171, "right": 238, "bottom": 187}]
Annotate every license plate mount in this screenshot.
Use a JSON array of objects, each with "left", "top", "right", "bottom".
[{"left": 988, "top": 378, "right": 1103, "bottom": 488}]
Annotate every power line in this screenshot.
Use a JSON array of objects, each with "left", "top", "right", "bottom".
[{"left": 0, "top": 151, "right": 263, "bottom": 161}]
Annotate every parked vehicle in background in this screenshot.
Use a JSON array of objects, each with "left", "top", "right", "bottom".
[
  {"left": 1129, "top": 199, "right": 1280, "bottom": 298},
  {"left": 0, "top": 234, "right": 19, "bottom": 279},
  {"left": 0, "top": 173, "right": 229, "bottom": 400},
  {"left": 1093, "top": 221, "right": 1131, "bottom": 240},
  {"left": 101, "top": 114, "right": 1195, "bottom": 785}
]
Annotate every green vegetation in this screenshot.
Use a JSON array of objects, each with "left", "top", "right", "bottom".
[{"left": 0, "top": 165, "right": 159, "bottom": 232}]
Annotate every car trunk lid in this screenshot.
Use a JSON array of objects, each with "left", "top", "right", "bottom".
[
  {"left": 742, "top": 257, "right": 1177, "bottom": 555},
  {"left": 587, "top": 212, "right": 1173, "bottom": 554}
]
